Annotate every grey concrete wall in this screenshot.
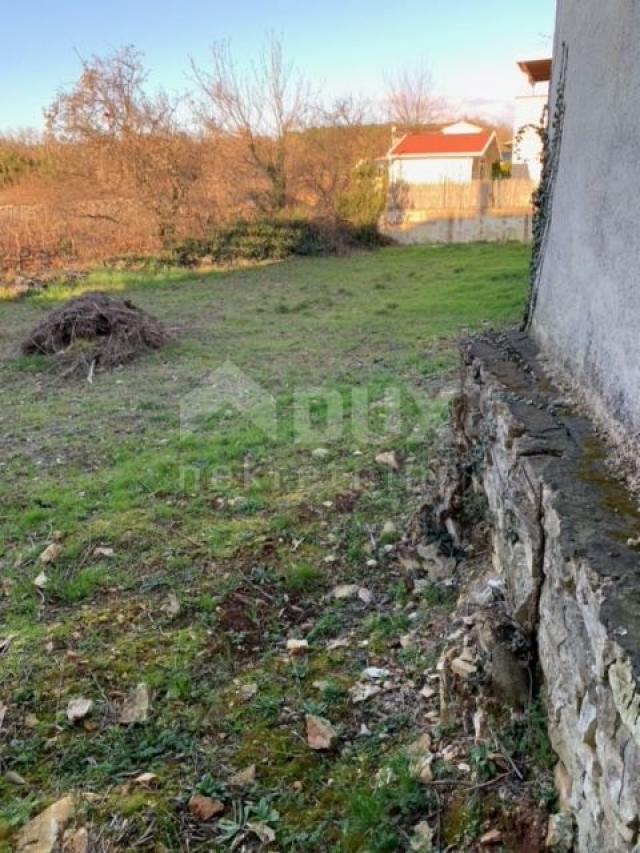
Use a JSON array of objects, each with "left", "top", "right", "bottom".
[
  {"left": 531, "top": 1, "right": 640, "bottom": 438},
  {"left": 381, "top": 213, "right": 532, "bottom": 245}
]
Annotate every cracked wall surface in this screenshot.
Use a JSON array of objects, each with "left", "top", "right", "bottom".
[{"left": 458, "top": 330, "right": 640, "bottom": 851}]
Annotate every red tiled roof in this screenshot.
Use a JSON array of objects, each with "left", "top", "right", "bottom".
[{"left": 390, "top": 130, "right": 494, "bottom": 158}]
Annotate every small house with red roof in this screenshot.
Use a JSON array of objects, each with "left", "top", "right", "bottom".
[{"left": 386, "top": 122, "right": 501, "bottom": 185}]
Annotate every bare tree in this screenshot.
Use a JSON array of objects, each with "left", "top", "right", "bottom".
[
  {"left": 385, "top": 63, "right": 444, "bottom": 132},
  {"left": 46, "top": 46, "right": 150, "bottom": 140},
  {"left": 45, "top": 47, "right": 202, "bottom": 245},
  {"left": 192, "top": 35, "right": 314, "bottom": 214}
]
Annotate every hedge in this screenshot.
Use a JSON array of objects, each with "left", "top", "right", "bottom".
[{"left": 172, "top": 219, "right": 387, "bottom": 267}]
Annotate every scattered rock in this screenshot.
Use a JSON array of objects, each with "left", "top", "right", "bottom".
[
  {"left": 480, "top": 829, "right": 503, "bottom": 846},
  {"left": 332, "top": 584, "right": 359, "bottom": 600},
  {"left": 450, "top": 656, "right": 477, "bottom": 678},
  {"left": 1, "top": 577, "right": 16, "bottom": 596},
  {"left": 66, "top": 697, "right": 93, "bottom": 725},
  {"left": 238, "top": 683, "right": 258, "bottom": 702},
  {"left": 398, "top": 553, "right": 421, "bottom": 572},
  {"left": 361, "top": 667, "right": 390, "bottom": 680},
  {"left": 327, "top": 637, "right": 350, "bottom": 650},
  {"left": 407, "top": 733, "right": 432, "bottom": 755},
  {"left": 33, "top": 572, "right": 49, "bottom": 590},
  {"left": 15, "top": 795, "right": 75, "bottom": 853},
  {"left": 62, "top": 827, "right": 89, "bottom": 853},
  {"left": 119, "top": 683, "right": 150, "bottom": 725},
  {"left": 229, "top": 764, "right": 256, "bottom": 787},
  {"left": 312, "top": 448, "right": 330, "bottom": 460},
  {"left": 188, "top": 795, "right": 225, "bottom": 821},
  {"left": 375, "top": 450, "right": 400, "bottom": 471},
  {"left": 406, "top": 733, "right": 434, "bottom": 782},
  {"left": 409, "top": 754, "right": 434, "bottom": 783},
  {"left": 463, "top": 576, "right": 506, "bottom": 607},
  {"left": 473, "top": 708, "right": 488, "bottom": 742},
  {"left": 40, "top": 543, "right": 62, "bottom": 565},
  {"left": 161, "top": 591, "right": 181, "bottom": 618},
  {"left": 133, "top": 772, "right": 158, "bottom": 786},
  {"left": 286, "top": 639, "right": 309, "bottom": 655},
  {"left": 410, "top": 820, "right": 434, "bottom": 851},
  {"left": 358, "top": 587, "right": 373, "bottom": 604},
  {"left": 5, "top": 770, "right": 26, "bottom": 786},
  {"left": 441, "top": 743, "right": 461, "bottom": 762},
  {"left": 93, "top": 546, "right": 114, "bottom": 559},
  {"left": 416, "top": 543, "right": 438, "bottom": 562},
  {"left": 305, "top": 714, "right": 337, "bottom": 750},
  {"left": 545, "top": 813, "right": 574, "bottom": 850},
  {"left": 400, "top": 632, "right": 416, "bottom": 649},
  {"left": 417, "top": 542, "right": 456, "bottom": 581},
  {"left": 470, "top": 610, "right": 531, "bottom": 708},
  {"left": 420, "top": 685, "right": 436, "bottom": 700},
  {"left": 349, "top": 683, "right": 382, "bottom": 703}
]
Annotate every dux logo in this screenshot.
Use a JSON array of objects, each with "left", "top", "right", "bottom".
[{"left": 180, "top": 360, "right": 277, "bottom": 440}]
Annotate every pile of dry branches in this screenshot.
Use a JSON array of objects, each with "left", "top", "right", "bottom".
[{"left": 21, "top": 291, "right": 172, "bottom": 375}]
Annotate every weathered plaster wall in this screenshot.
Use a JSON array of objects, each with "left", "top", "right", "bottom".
[
  {"left": 531, "top": 0, "right": 640, "bottom": 439},
  {"left": 459, "top": 330, "right": 640, "bottom": 851}
]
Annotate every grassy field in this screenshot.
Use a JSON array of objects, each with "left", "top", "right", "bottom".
[{"left": 0, "top": 244, "right": 530, "bottom": 851}]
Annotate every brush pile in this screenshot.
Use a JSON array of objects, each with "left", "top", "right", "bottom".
[{"left": 21, "top": 291, "right": 172, "bottom": 376}]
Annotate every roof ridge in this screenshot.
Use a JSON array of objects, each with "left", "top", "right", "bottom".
[{"left": 389, "top": 128, "right": 495, "bottom": 158}]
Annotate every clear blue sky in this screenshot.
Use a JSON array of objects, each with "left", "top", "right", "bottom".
[{"left": 2, "top": 0, "right": 556, "bottom": 132}]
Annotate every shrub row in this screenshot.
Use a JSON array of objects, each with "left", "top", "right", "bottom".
[{"left": 172, "top": 219, "right": 386, "bottom": 267}]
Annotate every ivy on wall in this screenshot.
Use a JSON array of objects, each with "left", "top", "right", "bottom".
[{"left": 523, "top": 42, "right": 569, "bottom": 330}]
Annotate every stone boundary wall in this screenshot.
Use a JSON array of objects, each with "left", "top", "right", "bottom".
[
  {"left": 380, "top": 213, "right": 532, "bottom": 245},
  {"left": 458, "top": 329, "right": 640, "bottom": 851}
]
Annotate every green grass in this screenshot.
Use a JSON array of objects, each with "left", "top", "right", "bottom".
[{"left": 0, "top": 243, "right": 528, "bottom": 850}]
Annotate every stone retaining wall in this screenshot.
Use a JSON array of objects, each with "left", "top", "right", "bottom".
[{"left": 458, "top": 329, "right": 640, "bottom": 851}]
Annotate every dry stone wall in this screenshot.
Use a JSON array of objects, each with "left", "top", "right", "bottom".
[{"left": 458, "top": 330, "right": 640, "bottom": 851}]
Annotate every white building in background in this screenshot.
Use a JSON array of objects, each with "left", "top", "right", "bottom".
[
  {"left": 512, "top": 58, "right": 552, "bottom": 182},
  {"left": 387, "top": 122, "right": 501, "bottom": 185}
]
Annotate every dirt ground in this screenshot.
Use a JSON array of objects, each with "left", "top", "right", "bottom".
[{"left": 0, "top": 245, "right": 555, "bottom": 851}]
